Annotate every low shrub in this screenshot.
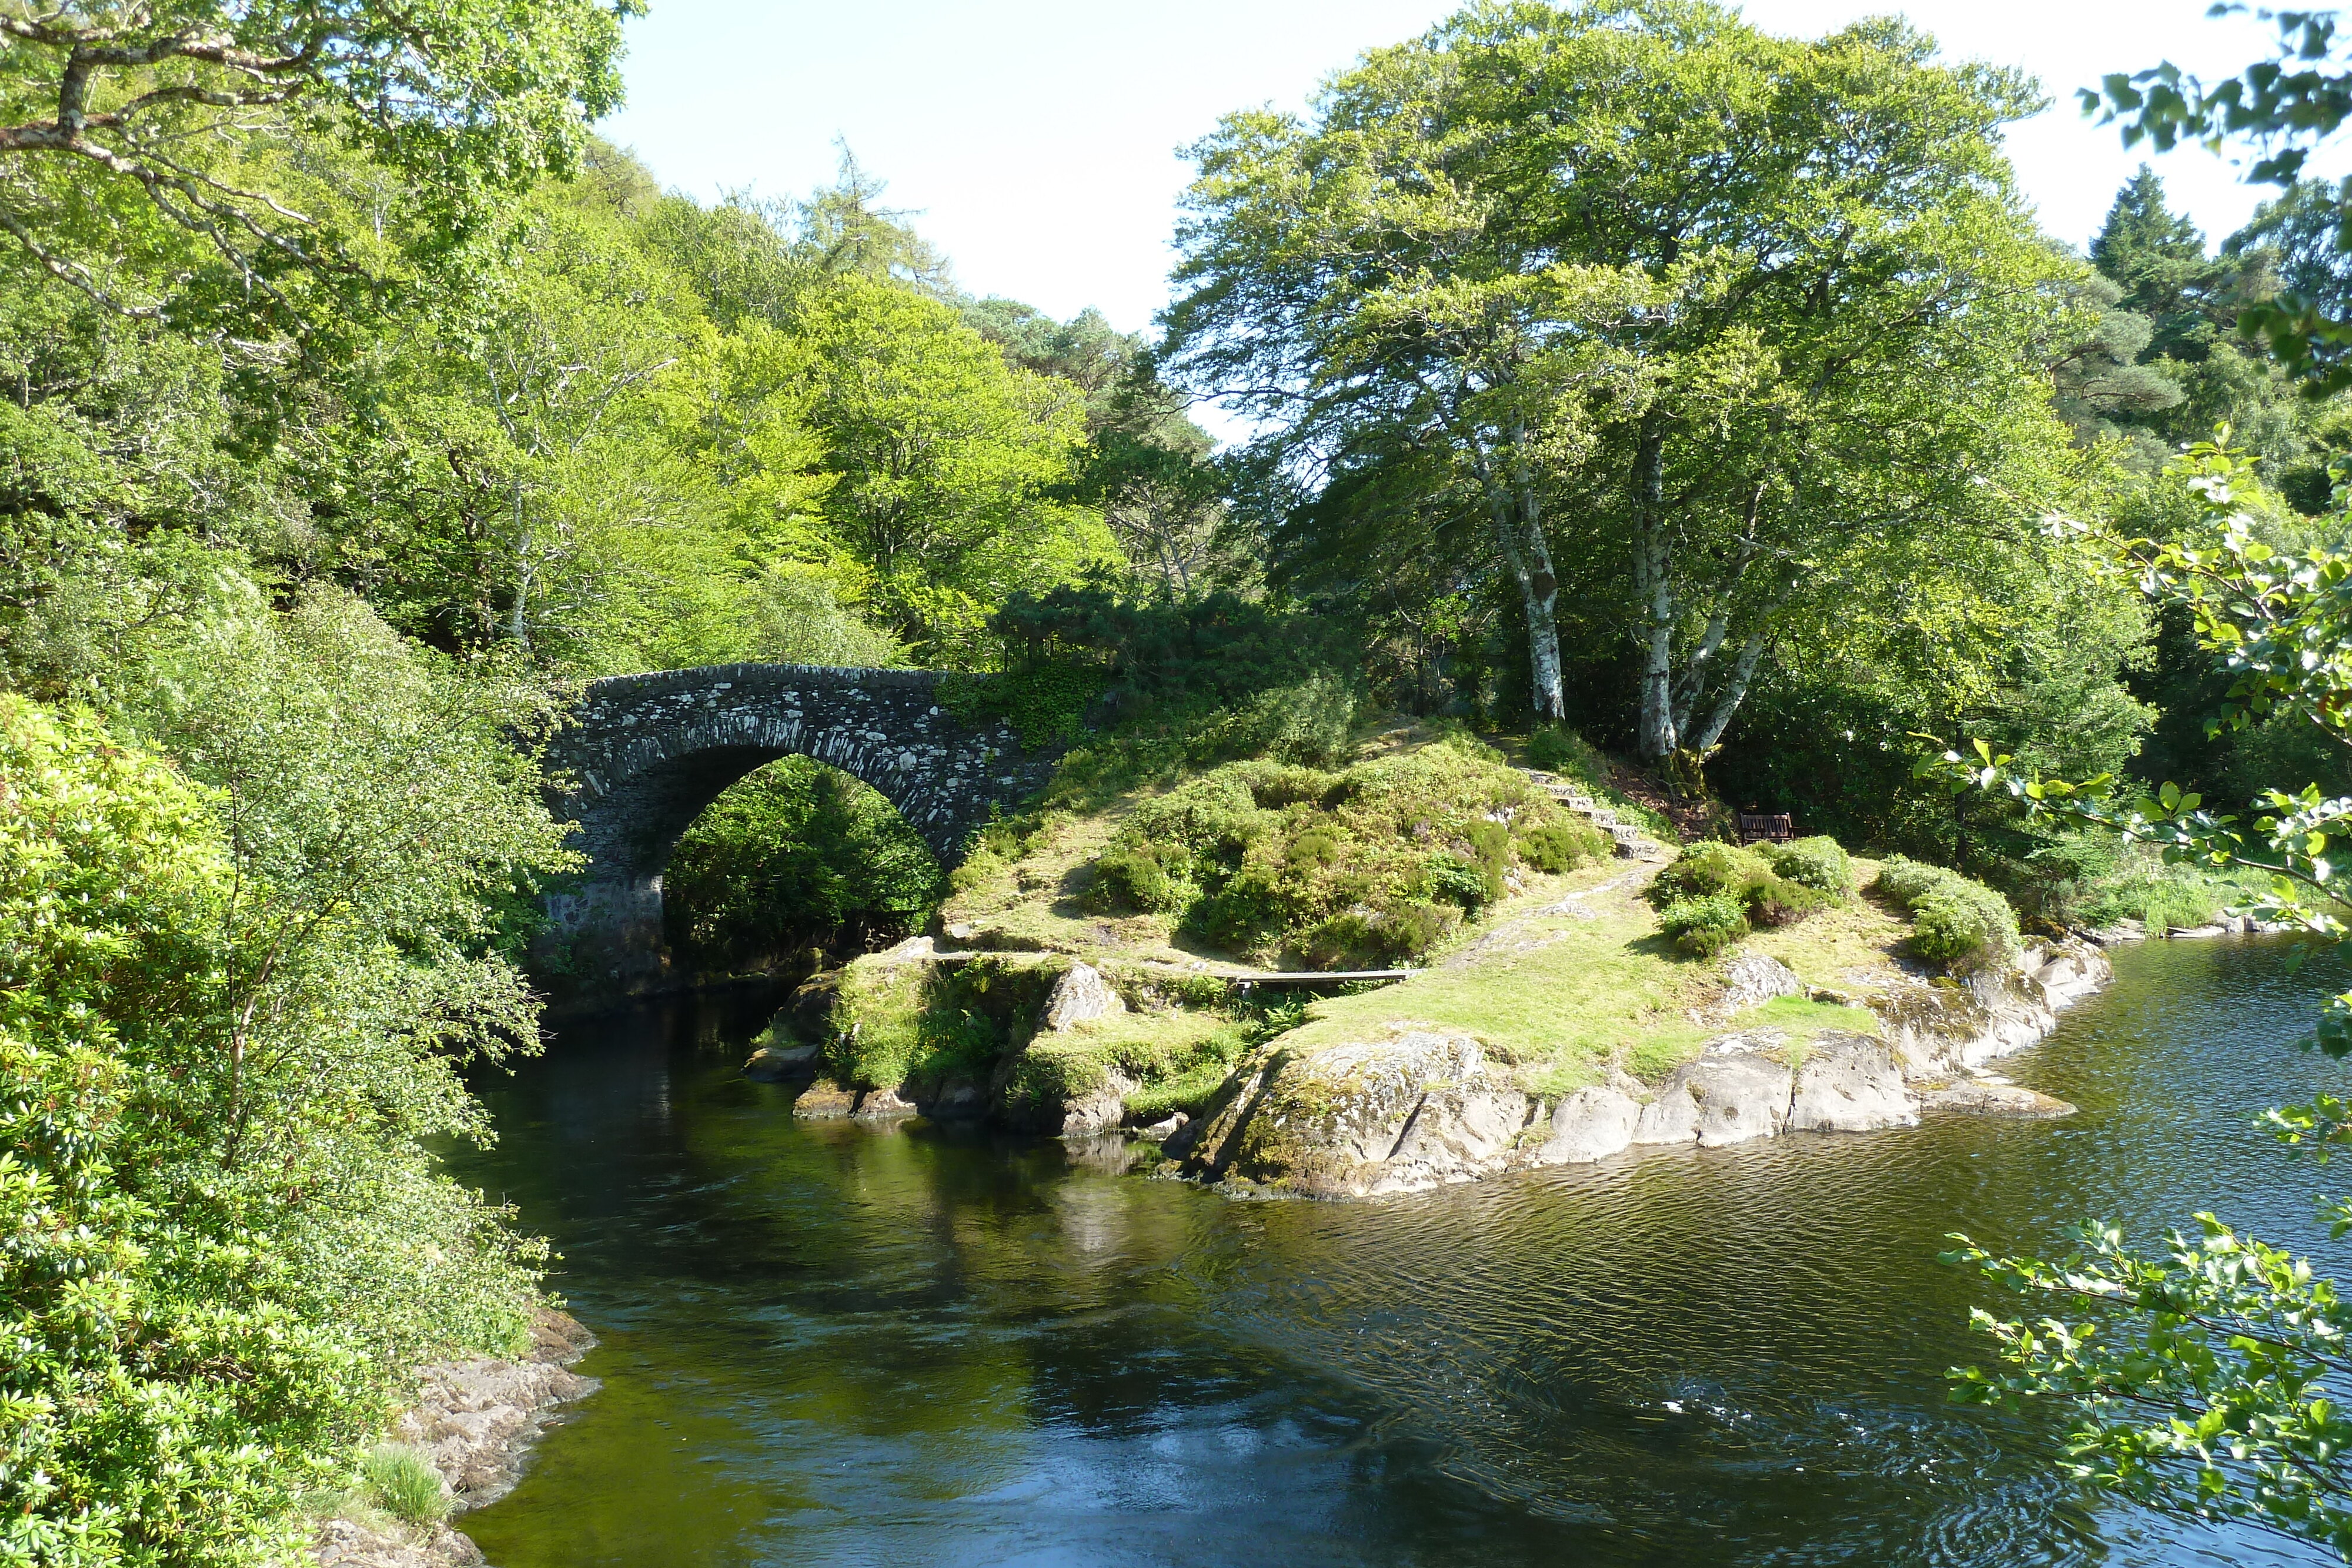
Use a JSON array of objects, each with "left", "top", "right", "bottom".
[
  {"left": 1304, "top": 900, "right": 1460, "bottom": 967},
  {"left": 1651, "top": 841, "right": 1775, "bottom": 904},
  {"left": 1080, "top": 737, "right": 1574, "bottom": 967},
  {"left": 1762, "top": 835, "right": 1855, "bottom": 897},
  {"left": 1430, "top": 852, "right": 1498, "bottom": 913},
  {"left": 1875, "top": 855, "right": 2020, "bottom": 974},
  {"left": 1516, "top": 817, "right": 1608, "bottom": 873},
  {"left": 361, "top": 1445, "right": 449, "bottom": 1525},
  {"left": 1660, "top": 892, "right": 1750, "bottom": 957},
  {"left": 1526, "top": 724, "right": 1609, "bottom": 781},
  {"left": 1649, "top": 838, "right": 1845, "bottom": 937},
  {"left": 1748, "top": 877, "right": 1836, "bottom": 927},
  {"left": 1086, "top": 844, "right": 1194, "bottom": 914},
  {"left": 1468, "top": 819, "right": 1512, "bottom": 901}
]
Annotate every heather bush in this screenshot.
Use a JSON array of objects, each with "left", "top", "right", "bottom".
[
  {"left": 1659, "top": 893, "right": 1750, "bottom": 957},
  {"left": 1875, "top": 855, "right": 2021, "bottom": 974},
  {"left": 1762, "top": 835, "right": 1855, "bottom": 897},
  {"left": 1082, "top": 736, "right": 1588, "bottom": 966}
]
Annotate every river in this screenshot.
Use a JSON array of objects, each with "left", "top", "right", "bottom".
[{"left": 449, "top": 935, "right": 2352, "bottom": 1567}]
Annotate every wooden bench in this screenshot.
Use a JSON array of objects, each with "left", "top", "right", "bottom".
[{"left": 1738, "top": 813, "right": 1795, "bottom": 845}]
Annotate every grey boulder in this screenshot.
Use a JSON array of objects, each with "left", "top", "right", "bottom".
[{"left": 1786, "top": 1034, "right": 1919, "bottom": 1133}]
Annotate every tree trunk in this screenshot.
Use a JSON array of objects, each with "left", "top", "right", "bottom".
[
  {"left": 1631, "top": 419, "right": 1676, "bottom": 762},
  {"left": 1688, "top": 630, "right": 1770, "bottom": 753},
  {"left": 1508, "top": 427, "right": 1566, "bottom": 723},
  {"left": 1475, "top": 442, "right": 1565, "bottom": 722}
]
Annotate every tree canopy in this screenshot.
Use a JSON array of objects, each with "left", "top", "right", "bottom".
[{"left": 1164, "top": 0, "right": 2105, "bottom": 773}]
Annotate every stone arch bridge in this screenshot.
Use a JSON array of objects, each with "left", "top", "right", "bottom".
[{"left": 539, "top": 663, "right": 1057, "bottom": 1001}]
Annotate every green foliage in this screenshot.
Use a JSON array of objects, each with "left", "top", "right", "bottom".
[
  {"left": 0, "top": 660, "right": 559, "bottom": 1565},
  {"left": 1517, "top": 818, "right": 1608, "bottom": 874},
  {"left": 0, "top": 0, "right": 631, "bottom": 336},
  {"left": 1951, "top": 1215, "right": 2352, "bottom": 1559},
  {"left": 1168, "top": 0, "right": 2093, "bottom": 753},
  {"left": 1658, "top": 893, "right": 1750, "bottom": 958},
  {"left": 994, "top": 584, "right": 1350, "bottom": 705},
  {"left": 938, "top": 661, "right": 1105, "bottom": 747},
  {"left": 663, "top": 757, "right": 946, "bottom": 972},
  {"left": 1524, "top": 724, "right": 1609, "bottom": 781},
  {"left": 1930, "top": 422, "right": 2352, "bottom": 1556},
  {"left": 1085, "top": 844, "right": 1195, "bottom": 915},
  {"left": 2089, "top": 11, "right": 2352, "bottom": 394},
  {"left": 1084, "top": 739, "right": 1569, "bottom": 967},
  {"left": 1652, "top": 842, "right": 1774, "bottom": 905},
  {"left": 1649, "top": 839, "right": 1840, "bottom": 938},
  {"left": 1760, "top": 836, "right": 1856, "bottom": 897},
  {"left": 2057, "top": 838, "right": 2271, "bottom": 932},
  {"left": 1875, "top": 855, "right": 2022, "bottom": 974},
  {"left": 360, "top": 1446, "right": 450, "bottom": 1526}
]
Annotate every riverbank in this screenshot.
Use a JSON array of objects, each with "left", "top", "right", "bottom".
[
  {"left": 742, "top": 728, "right": 2120, "bottom": 1199},
  {"left": 309, "top": 1309, "right": 599, "bottom": 1568},
  {"left": 446, "top": 937, "right": 2352, "bottom": 1567}
]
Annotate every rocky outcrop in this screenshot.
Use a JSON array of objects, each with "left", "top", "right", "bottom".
[
  {"left": 310, "top": 1309, "right": 598, "bottom": 1568},
  {"left": 1183, "top": 1031, "right": 1538, "bottom": 1198},
  {"left": 395, "top": 1311, "right": 599, "bottom": 1509},
  {"left": 744, "top": 1040, "right": 817, "bottom": 1081},
  {"left": 1176, "top": 934, "right": 2113, "bottom": 1199},
  {"left": 1718, "top": 951, "right": 1806, "bottom": 1013},
  {"left": 312, "top": 1518, "right": 483, "bottom": 1568},
  {"left": 987, "top": 960, "right": 1144, "bottom": 1136},
  {"left": 1536, "top": 1086, "right": 1642, "bottom": 1164},
  {"left": 1786, "top": 1034, "right": 1919, "bottom": 1133},
  {"left": 1875, "top": 937, "right": 2111, "bottom": 1079},
  {"left": 1041, "top": 961, "right": 1126, "bottom": 1031},
  {"left": 789, "top": 1077, "right": 918, "bottom": 1120},
  {"left": 1634, "top": 1051, "right": 1795, "bottom": 1148},
  {"left": 1918, "top": 1079, "right": 2076, "bottom": 1117}
]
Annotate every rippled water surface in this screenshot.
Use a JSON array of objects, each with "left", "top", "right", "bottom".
[{"left": 451, "top": 937, "right": 2352, "bottom": 1567}]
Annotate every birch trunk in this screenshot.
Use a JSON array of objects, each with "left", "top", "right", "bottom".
[
  {"left": 1475, "top": 440, "right": 1566, "bottom": 721},
  {"left": 1631, "top": 419, "right": 1676, "bottom": 761},
  {"left": 1688, "top": 630, "right": 1770, "bottom": 753}
]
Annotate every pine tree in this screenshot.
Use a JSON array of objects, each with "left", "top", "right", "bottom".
[{"left": 2090, "top": 166, "right": 2234, "bottom": 360}]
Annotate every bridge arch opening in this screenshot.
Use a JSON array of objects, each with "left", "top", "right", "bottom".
[
  {"left": 537, "top": 663, "right": 1055, "bottom": 1010},
  {"left": 662, "top": 755, "right": 946, "bottom": 981}
]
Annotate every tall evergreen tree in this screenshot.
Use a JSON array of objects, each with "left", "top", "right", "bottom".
[{"left": 2090, "top": 166, "right": 2233, "bottom": 362}]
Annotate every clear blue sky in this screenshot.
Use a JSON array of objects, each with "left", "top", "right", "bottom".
[{"left": 602, "top": 1, "right": 2331, "bottom": 337}]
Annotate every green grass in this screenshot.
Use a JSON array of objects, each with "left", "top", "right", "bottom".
[
  {"left": 360, "top": 1445, "right": 447, "bottom": 1525},
  {"left": 1257, "top": 854, "right": 1915, "bottom": 1094},
  {"left": 2077, "top": 855, "right": 2271, "bottom": 931}
]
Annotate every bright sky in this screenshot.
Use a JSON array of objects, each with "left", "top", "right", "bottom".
[{"left": 603, "top": 0, "right": 2333, "bottom": 337}]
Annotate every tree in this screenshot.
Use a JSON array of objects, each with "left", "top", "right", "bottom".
[
  {"left": 789, "top": 275, "right": 1113, "bottom": 660},
  {"left": 2094, "top": 167, "right": 2236, "bottom": 357},
  {"left": 966, "top": 298, "right": 1238, "bottom": 596},
  {"left": 2090, "top": 8, "right": 2352, "bottom": 394},
  {"left": 1938, "top": 440, "right": 2352, "bottom": 1556},
  {"left": 0, "top": 0, "right": 634, "bottom": 330},
  {"left": 0, "top": 583, "right": 574, "bottom": 1563},
  {"left": 1164, "top": 0, "right": 2086, "bottom": 761},
  {"left": 2230, "top": 175, "right": 2352, "bottom": 328}
]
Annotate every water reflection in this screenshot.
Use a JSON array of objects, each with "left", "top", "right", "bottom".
[{"left": 452, "top": 940, "right": 2351, "bottom": 1567}]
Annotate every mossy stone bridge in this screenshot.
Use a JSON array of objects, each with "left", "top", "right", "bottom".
[{"left": 538, "top": 663, "right": 1057, "bottom": 1001}]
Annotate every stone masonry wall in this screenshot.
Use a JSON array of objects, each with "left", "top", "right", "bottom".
[{"left": 539, "top": 663, "right": 1056, "bottom": 1005}]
